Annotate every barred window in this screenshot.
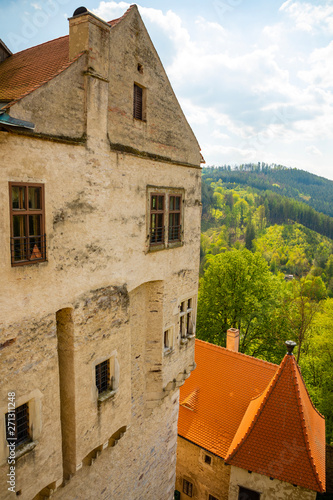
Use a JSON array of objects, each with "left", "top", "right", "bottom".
[
  {"left": 168, "top": 195, "right": 181, "bottom": 242},
  {"left": 9, "top": 182, "right": 46, "bottom": 266},
  {"left": 183, "top": 479, "right": 193, "bottom": 497},
  {"left": 6, "top": 403, "right": 30, "bottom": 447},
  {"left": 150, "top": 194, "right": 165, "bottom": 245},
  {"left": 95, "top": 360, "right": 110, "bottom": 394}
]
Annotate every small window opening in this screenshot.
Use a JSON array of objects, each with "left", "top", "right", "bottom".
[
  {"left": 205, "top": 454, "right": 212, "bottom": 465},
  {"left": 95, "top": 360, "right": 110, "bottom": 394},
  {"left": 137, "top": 63, "right": 143, "bottom": 74},
  {"left": 182, "top": 479, "right": 193, "bottom": 497},
  {"left": 6, "top": 403, "right": 30, "bottom": 447}
]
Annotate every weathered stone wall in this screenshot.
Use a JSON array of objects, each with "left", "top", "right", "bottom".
[
  {"left": 108, "top": 7, "right": 201, "bottom": 167},
  {"left": 228, "top": 466, "right": 317, "bottom": 500},
  {"left": 175, "top": 437, "right": 231, "bottom": 500},
  {"left": 0, "top": 6, "right": 201, "bottom": 498}
]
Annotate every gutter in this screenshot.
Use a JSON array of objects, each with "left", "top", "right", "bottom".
[{"left": 0, "top": 111, "right": 35, "bottom": 131}]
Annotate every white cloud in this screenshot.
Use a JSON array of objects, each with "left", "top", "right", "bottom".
[
  {"left": 280, "top": 0, "right": 333, "bottom": 33},
  {"left": 31, "top": 2, "right": 42, "bottom": 10},
  {"left": 305, "top": 145, "right": 323, "bottom": 156}
]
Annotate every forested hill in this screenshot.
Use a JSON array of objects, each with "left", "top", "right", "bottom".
[{"left": 203, "top": 164, "right": 333, "bottom": 218}]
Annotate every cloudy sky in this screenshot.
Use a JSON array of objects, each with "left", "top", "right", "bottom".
[{"left": 1, "top": 0, "right": 333, "bottom": 180}]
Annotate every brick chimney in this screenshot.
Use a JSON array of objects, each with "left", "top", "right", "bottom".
[
  {"left": 227, "top": 328, "right": 239, "bottom": 352},
  {"left": 68, "top": 7, "right": 110, "bottom": 150}
]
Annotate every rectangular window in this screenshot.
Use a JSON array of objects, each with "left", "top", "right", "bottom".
[
  {"left": 168, "top": 195, "right": 181, "bottom": 242},
  {"left": 150, "top": 194, "right": 165, "bottom": 245},
  {"left": 182, "top": 479, "right": 193, "bottom": 497},
  {"left": 205, "top": 454, "right": 212, "bottom": 465},
  {"left": 238, "top": 487, "right": 260, "bottom": 500},
  {"left": 6, "top": 403, "right": 30, "bottom": 447},
  {"left": 180, "top": 299, "right": 194, "bottom": 338},
  {"left": 9, "top": 182, "right": 46, "bottom": 266},
  {"left": 133, "top": 83, "right": 143, "bottom": 120},
  {"left": 95, "top": 360, "right": 110, "bottom": 394}
]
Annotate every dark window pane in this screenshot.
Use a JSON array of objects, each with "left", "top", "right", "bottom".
[
  {"left": 170, "top": 196, "right": 174, "bottom": 211},
  {"left": 95, "top": 360, "right": 110, "bottom": 394},
  {"left": 13, "top": 215, "right": 26, "bottom": 238},
  {"left": 28, "top": 187, "right": 41, "bottom": 210},
  {"left": 12, "top": 186, "right": 25, "bottom": 210},
  {"left": 157, "top": 196, "right": 164, "bottom": 211},
  {"left": 238, "top": 487, "right": 260, "bottom": 500},
  {"left": 6, "top": 403, "right": 30, "bottom": 447},
  {"left": 151, "top": 196, "right": 157, "bottom": 210},
  {"left": 175, "top": 196, "right": 180, "bottom": 210},
  {"left": 29, "top": 215, "right": 41, "bottom": 237}
]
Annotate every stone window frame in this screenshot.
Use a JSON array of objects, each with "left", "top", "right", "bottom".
[
  {"left": 93, "top": 352, "right": 119, "bottom": 403},
  {"left": 9, "top": 181, "right": 46, "bottom": 266},
  {"left": 0, "top": 390, "right": 42, "bottom": 465},
  {"left": 238, "top": 486, "right": 261, "bottom": 500},
  {"left": 179, "top": 295, "right": 196, "bottom": 345},
  {"left": 147, "top": 186, "right": 184, "bottom": 252}
]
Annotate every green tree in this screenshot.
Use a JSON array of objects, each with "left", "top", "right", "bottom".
[{"left": 196, "top": 249, "right": 288, "bottom": 360}]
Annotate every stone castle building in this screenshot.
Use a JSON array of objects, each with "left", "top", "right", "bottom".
[{"left": 0, "top": 5, "right": 202, "bottom": 499}]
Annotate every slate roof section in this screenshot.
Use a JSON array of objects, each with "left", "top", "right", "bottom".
[
  {"left": 0, "top": 5, "right": 135, "bottom": 108},
  {"left": 225, "top": 353, "right": 326, "bottom": 493},
  {"left": 178, "top": 339, "right": 326, "bottom": 493},
  {"left": 178, "top": 340, "right": 278, "bottom": 458}
]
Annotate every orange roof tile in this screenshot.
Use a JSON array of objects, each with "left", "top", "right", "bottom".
[
  {"left": 178, "top": 340, "right": 278, "bottom": 458},
  {"left": 0, "top": 36, "right": 75, "bottom": 104},
  {"left": 0, "top": 5, "right": 136, "bottom": 107},
  {"left": 178, "top": 340, "right": 326, "bottom": 493},
  {"left": 225, "top": 353, "right": 326, "bottom": 492}
]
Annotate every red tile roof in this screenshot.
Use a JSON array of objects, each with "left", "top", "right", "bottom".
[
  {"left": 0, "top": 5, "right": 136, "bottom": 108},
  {"left": 178, "top": 339, "right": 326, "bottom": 493},
  {"left": 0, "top": 36, "right": 76, "bottom": 105},
  {"left": 225, "top": 353, "right": 326, "bottom": 492},
  {"left": 178, "top": 340, "right": 278, "bottom": 458}
]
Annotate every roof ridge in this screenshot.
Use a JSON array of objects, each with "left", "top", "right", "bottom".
[
  {"left": 291, "top": 359, "right": 324, "bottom": 491},
  {"left": 10, "top": 34, "right": 69, "bottom": 58},
  {"left": 195, "top": 339, "right": 278, "bottom": 368},
  {"left": 225, "top": 355, "right": 284, "bottom": 462}
]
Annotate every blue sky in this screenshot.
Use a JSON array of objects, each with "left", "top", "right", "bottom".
[{"left": 1, "top": 0, "right": 333, "bottom": 180}]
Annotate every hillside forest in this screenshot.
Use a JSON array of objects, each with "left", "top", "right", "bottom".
[{"left": 197, "top": 165, "right": 333, "bottom": 444}]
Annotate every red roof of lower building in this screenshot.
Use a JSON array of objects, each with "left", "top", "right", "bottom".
[{"left": 178, "top": 339, "right": 326, "bottom": 493}]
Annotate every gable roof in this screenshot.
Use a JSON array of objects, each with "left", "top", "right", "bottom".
[
  {"left": 178, "top": 339, "right": 325, "bottom": 493},
  {"left": 0, "top": 6, "right": 135, "bottom": 109},
  {"left": 225, "top": 352, "right": 326, "bottom": 493},
  {"left": 178, "top": 340, "right": 278, "bottom": 458}
]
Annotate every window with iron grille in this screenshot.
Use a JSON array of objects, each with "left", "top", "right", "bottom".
[
  {"left": 5, "top": 403, "right": 30, "bottom": 447},
  {"left": 150, "top": 194, "right": 165, "bottom": 245},
  {"left": 182, "top": 479, "right": 193, "bottom": 497},
  {"left": 95, "top": 360, "right": 110, "bottom": 394},
  {"left": 133, "top": 83, "right": 144, "bottom": 120},
  {"left": 238, "top": 487, "right": 260, "bottom": 500},
  {"left": 9, "top": 182, "right": 46, "bottom": 266},
  {"left": 180, "top": 298, "right": 194, "bottom": 338},
  {"left": 168, "top": 195, "right": 181, "bottom": 242}
]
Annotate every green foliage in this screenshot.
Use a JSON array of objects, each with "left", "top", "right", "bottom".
[
  {"left": 197, "top": 249, "right": 291, "bottom": 363},
  {"left": 299, "top": 298, "right": 333, "bottom": 444}
]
